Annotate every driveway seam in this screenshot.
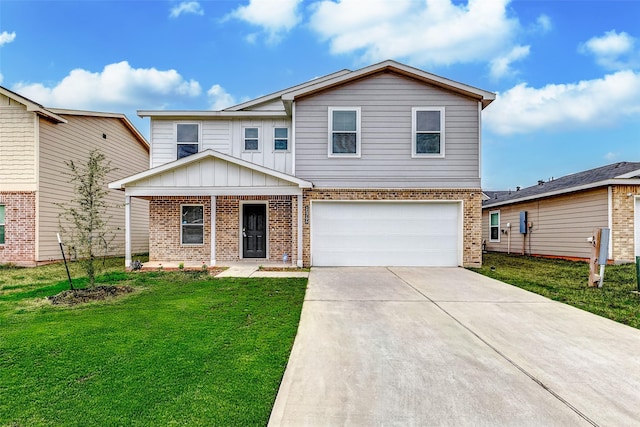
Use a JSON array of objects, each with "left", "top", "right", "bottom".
[{"left": 386, "top": 267, "right": 600, "bottom": 427}]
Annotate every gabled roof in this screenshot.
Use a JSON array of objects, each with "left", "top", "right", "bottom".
[
  {"left": 109, "top": 149, "right": 313, "bottom": 190},
  {"left": 281, "top": 60, "right": 495, "bottom": 109},
  {"left": 48, "top": 108, "right": 149, "bottom": 151},
  {"left": 484, "top": 162, "right": 640, "bottom": 208},
  {"left": 0, "top": 85, "right": 67, "bottom": 123},
  {"left": 137, "top": 59, "right": 495, "bottom": 118}
]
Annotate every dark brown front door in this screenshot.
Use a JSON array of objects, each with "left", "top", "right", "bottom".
[{"left": 242, "top": 204, "right": 266, "bottom": 258}]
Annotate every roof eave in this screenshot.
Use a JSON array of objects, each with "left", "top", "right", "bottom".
[
  {"left": 483, "top": 178, "right": 640, "bottom": 208},
  {"left": 137, "top": 110, "right": 288, "bottom": 119}
]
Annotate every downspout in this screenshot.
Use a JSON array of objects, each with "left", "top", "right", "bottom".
[
  {"left": 125, "top": 195, "right": 131, "bottom": 268},
  {"left": 291, "top": 101, "right": 296, "bottom": 176}
]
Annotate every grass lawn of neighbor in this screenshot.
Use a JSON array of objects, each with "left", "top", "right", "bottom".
[
  {"left": 0, "top": 257, "right": 306, "bottom": 426},
  {"left": 471, "top": 252, "right": 640, "bottom": 329}
]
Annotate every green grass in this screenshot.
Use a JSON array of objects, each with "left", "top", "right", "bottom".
[
  {"left": 0, "top": 258, "right": 307, "bottom": 426},
  {"left": 471, "top": 253, "right": 640, "bottom": 329}
]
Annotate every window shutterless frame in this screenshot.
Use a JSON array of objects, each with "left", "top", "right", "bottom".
[
  {"left": 411, "top": 107, "right": 445, "bottom": 158},
  {"left": 328, "top": 107, "right": 361, "bottom": 158},
  {"left": 489, "top": 210, "right": 500, "bottom": 242},
  {"left": 243, "top": 127, "right": 260, "bottom": 152},
  {"left": 181, "top": 204, "right": 204, "bottom": 245},
  {"left": 273, "top": 127, "right": 289, "bottom": 151},
  {"left": 176, "top": 122, "right": 200, "bottom": 160}
]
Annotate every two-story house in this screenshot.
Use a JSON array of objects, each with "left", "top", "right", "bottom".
[
  {"left": 0, "top": 86, "right": 149, "bottom": 265},
  {"left": 110, "top": 60, "right": 495, "bottom": 268}
]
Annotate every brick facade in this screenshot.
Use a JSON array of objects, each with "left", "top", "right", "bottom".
[
  {"left": 149, "top": 195, "right": 294, "bottom": 265},
  {"left": 0, "top": 192, "right": 37, "bottom": 265},
  {"left": 302, "top": 188, "right": 483, "bottom": 268},
  {"left": 611, "top": 185, "right": 640, "bottom": 263}
]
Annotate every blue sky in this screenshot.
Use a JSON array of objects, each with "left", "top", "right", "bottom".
[{"left": 1, "top": 0, "right": 639, "bottom": 189}]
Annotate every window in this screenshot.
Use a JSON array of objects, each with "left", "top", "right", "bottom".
[
  {"left": 412, "top": 107, "right": 444, "bottom": 157},
  {"left": 0, "top": 205, "right": 4, "bottom": 245},
  {"left": 176, "top": 123, "right": 199, "bottom": 160},
  {"left": 274, "top": 127, "right": 289, "bottom": 151},
  {"left": 181, "top": 205, "right": 204, "bottom": 245},
  {"left": 244, "top": 127, "right": 260, "bottom": 151},
  {"left": 489, "top": 211, "right": 500, "bottom": 242},
  {"left": 329, "top": 107, "right": 360, "bottom": 157}
]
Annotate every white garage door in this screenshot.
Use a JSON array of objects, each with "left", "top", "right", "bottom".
[{"left": 311, "top": 201, "right": 461, "bottom": 267}]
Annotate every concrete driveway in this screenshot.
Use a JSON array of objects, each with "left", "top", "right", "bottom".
[{"left": 268, "top": 267, "right": 640, "bottom": 426}]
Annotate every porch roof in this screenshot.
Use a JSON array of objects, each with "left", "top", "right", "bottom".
[{"left": 109, "top": 149, "right": 313, "bottom": 196}]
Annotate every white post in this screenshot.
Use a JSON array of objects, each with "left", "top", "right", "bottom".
[
  {"left": 210, "top": 196, "right": 216, "bottom": 266},
  {"left": 297, "top": 193, "right": 303, "bottom": 267},
  {"left": 125, "top": 195, "right": 131, "bottom": 268}
]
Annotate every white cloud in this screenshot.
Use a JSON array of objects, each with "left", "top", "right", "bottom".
[
  {"left": 13, "top": 61, "right": 201, "bottom": 111},
  {"left": 0, "top": 73, "right": 3, "bottom": 85},
  {"left": 308, "top": 0, "right": 522, "bottom": 69},
  {"left": 0, "top": 31, "right": 16, "bottom": 46},
  {"left": 170, "top": 1, "right": 204, "bottom": 18},
  {"left": 604, "top": 152, "right": 618, "bottom": 161},
  {"left": 484, "top": 70, "right": 640, "bottom": 135},
  {"left": 207, "top": 84, "right": 237, "bottom": 110},
  {"left": 580, "top": 30, "right": 638, "bottom": 70},
  {"left": 533, "top": 14, "right": 551, "bottom": 33},
  {"left": 229, "top": 0, "right": 302, "bottom": 44},
  {"left": 489, "top": 45, "right": 530, "bottom": 79}
]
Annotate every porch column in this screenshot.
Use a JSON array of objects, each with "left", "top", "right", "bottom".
[
  {"left": 210, "top": 196, "right": 216, "bottom": 266},
  {"left": 125, "top": 195, "right": 131, "bottom": 268},
  {"left": 297, "top": 193, "right": 303, "bottom": 267}
]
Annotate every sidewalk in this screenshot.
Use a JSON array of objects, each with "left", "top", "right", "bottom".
[{"left": 140, "top": 261, "right": 308, "bottom": 278}]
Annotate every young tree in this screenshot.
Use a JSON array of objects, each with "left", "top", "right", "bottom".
[{"left": 58, "top": 149, "right": 118, "bottom": 287}]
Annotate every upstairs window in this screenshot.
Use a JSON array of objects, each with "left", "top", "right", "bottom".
[
  {"left": 0, "top": 205, "right": 4, "bottom": 244},
  {"left": 489, "top": 211, "right": 500, "bottom": 242},
  {"left": 176, "top": 123, "right": 199, "bottom": 160},
  {"left": 274, "top": 127, "right": 289, "bottom": 151},
  {"left": 244, "top": 127, "right": 260, "bottom": 151},
  {"left": 329, "top": 107, "right": 360, "bottom": 157},
  {"left": 412, "top": 107, "right": 445, "bottom": 157},
  {"left": 181, "top": 205, "right": 204, "bottom": 245}
]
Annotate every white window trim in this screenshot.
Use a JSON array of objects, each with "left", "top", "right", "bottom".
[
  {"left": 273, "top": 127, "right": 290, "bottom": 152},
  {"left": 181, "top": 204, "right": 205, "bottom": 246},
  {"left": 489, "top": 210, "right": 500, "bottom": 243},
  {"left": 243, "top": 126, "right": 261, "bottom": 152},
  {"left": 328, "top": 107, "right": 361, "bottom": 158},
  {"left": 175, "top": 122, "right": 201, "bottom": 160},
  {"left": 411, "top": 107, "right": 445, "bottom": 158}
]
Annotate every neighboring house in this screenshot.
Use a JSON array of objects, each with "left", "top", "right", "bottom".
[
  {"left": 110, "top": 60, "right": 495, "bottom": 268},
  {"left": 0, "top": 86, "right": 150, "bottom": 266},
  {"left": 482, "top": 162, "right": 640, "bottom": 263}
]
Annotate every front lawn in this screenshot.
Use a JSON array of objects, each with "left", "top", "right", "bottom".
[
  {"left": 471, "top": 253, "right": 640, "bottom": 329},
  {"left": 0, "top": 260, "right": 306, "bottom": 426}
]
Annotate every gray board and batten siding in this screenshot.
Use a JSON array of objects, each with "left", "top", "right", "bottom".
[{"left": 294, "top": 71, "right": 482, "bottom": 189}]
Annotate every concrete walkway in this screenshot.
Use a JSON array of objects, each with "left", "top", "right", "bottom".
[{"left": 269, "top": 267, "right": 640, "bottom": 426}]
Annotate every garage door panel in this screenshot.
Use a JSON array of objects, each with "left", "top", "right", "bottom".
[{"left": 311, "top": 201, "right": 460, "bottom": 267}]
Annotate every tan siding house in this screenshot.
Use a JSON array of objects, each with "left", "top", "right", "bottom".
[
  {"left": 112, "top": 60, "right": 495, "bottom": 269},
  {"left": 483, "top": 162, "right": 640, "bottom": 263},
  {"left": 0, "top": 87, "right": 149, "bottom": 265}
]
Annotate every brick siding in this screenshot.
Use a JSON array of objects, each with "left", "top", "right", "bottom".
[
  {"left": 149, "top": 195, "right": 294, "bottom": 265},
  {"left": 611, "top": 185, "right": 640, "bottom": 262},
  {"left": 302, "top": 188, "right": 482, "bottom": 267},
  {"left": 0, "top": 192, "right": 36, "bottom": 264}
]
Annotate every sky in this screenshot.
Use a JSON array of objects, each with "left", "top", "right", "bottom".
[{"left": 1, "top": 0, "right": 639, "bottom": 189}]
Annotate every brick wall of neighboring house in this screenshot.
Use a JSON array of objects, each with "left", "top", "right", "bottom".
[
  {"left": 215, "top": 195, "right": 293, "bottom": 263},
  {"left": 149, "top": 196, "right": 212, "bottom": 263},
  {"left": 149, "top": 195, "right": 295, "bottom": 264},
  {"left": 0, "top": 192, "right": 37, "bottom": 265},
  {"left": 611, "top": 185, "right": 640, "bottom": 263},
  {"left": 301, "top": 188, "right": 483, "bottom": 268}
]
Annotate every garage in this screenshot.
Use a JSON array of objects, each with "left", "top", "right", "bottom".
[{"left": 311, "top": 201, "right": 461, "bottom": 267}]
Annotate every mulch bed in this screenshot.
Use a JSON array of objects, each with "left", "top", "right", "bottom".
[{"left": 48, "top": 285, "right": 135, "bottom": 305}]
